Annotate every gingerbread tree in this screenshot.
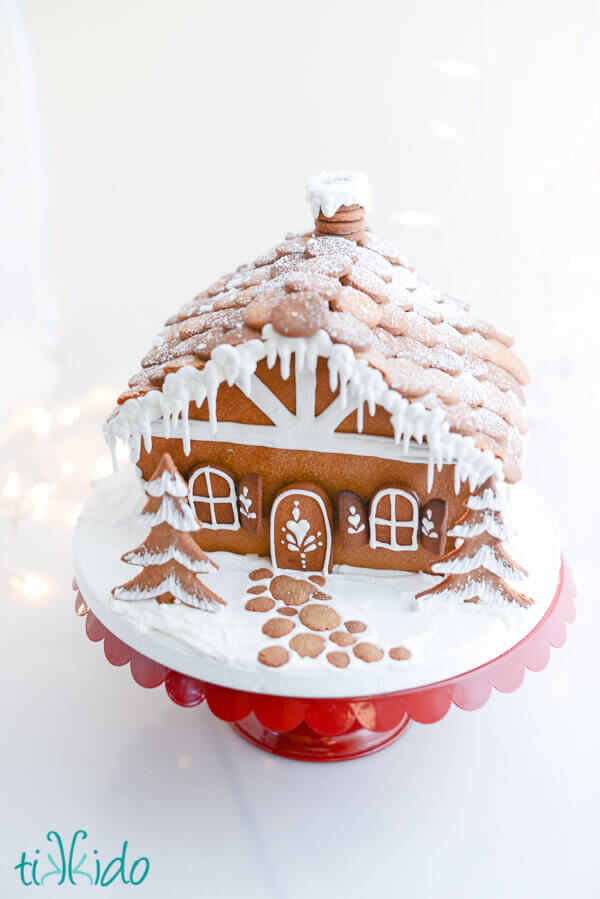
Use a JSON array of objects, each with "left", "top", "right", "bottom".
[
  {"left": 416, "top": 480, "right": 532, "bottom": 607},
  {"left": 113, "top": 453, "right": 225, "bottom": 611}
]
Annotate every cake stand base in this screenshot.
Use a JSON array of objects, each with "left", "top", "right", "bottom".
[{"left": 232, "top": 714, "right": 411, "bottom": 762}]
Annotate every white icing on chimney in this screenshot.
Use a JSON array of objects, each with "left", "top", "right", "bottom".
[{"left": 305, "top": 171, "right": 372, "bottom": 218}]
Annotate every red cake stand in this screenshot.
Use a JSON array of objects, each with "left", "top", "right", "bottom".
[{"left": 73, "top": 560, "right": 575, "bottom": 762}]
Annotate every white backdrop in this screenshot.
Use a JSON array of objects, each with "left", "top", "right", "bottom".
[{"left": 2, "top": 1, "right": 599, "bottom": 896}]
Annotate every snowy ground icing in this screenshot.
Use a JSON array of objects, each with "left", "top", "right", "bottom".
[{"left": 73, "top": 467, "right": 561, "bottom": 698}]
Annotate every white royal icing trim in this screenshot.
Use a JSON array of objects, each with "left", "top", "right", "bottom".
[
  {"left": 448, "top": 511, "right": 509, "bottom": 542},
  {"left": 432, "top": 545, "right": 526, "bottom": 580},
  {"left": 139, "top": 495, "right": 199, "bottom": 532},
  {"left": 104, "top": 326, "right": 503, "bottom": 493},
  {"left": 188, "top": 465, "right": 240, "bottom": 531},
  {"left": 369, "top": 487, "right": 419, "bottom": 552},
  {"left": 122, "top": 545, "right": 217, "bottom": 573},
  {"left": 112, "top": 572, "right": 219, "bottom": 611},
  {"left": 416, "top": 580, "right": 521, "bottom": 608},
  {"left": 467, "top": 489, "right": 504, "bottom": 511},
  {"left": 145, "top": 470, "right": 188, "bottom": 499}
]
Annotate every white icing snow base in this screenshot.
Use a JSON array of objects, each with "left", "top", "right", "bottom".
[{"left": 73, "top": 466, "right": 561, "bottom": 699}]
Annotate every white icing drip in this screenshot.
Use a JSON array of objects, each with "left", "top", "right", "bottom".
[
  {"left": 305, "top": 171, "right": 372, "bottom": 218},
  {"left": 122, "top": 545, "right": 217, "bottom": 573},
  {"left": 113, "top": 572, "right": 218, "bottom": 611},
  {"left": 145, "top": 470, "right": 188, "bottom": 498},
  {"left": 104, "top": 328, "right": 503, "bottom": 492},
  {"left": 139, "top": 495, "right": 199, "bottom": 532},
  {"left": 432, "top": 545, "right": 526, "bottom": 580},
  {"left": 448, "top": 511, "right": 509, "bottom": 542}
]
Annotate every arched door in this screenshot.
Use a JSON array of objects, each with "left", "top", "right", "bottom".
[{"left": 270, "top": 482, "right": 333, "bottom": 573}]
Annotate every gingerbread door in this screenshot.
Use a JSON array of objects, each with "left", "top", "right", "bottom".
[{"left": 270, "top": 483, "right": 333, "bottom": 573}]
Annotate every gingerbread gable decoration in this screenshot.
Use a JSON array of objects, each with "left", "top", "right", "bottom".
[{"left": 105, "top": 172, "right": 530, "bottom": 606}]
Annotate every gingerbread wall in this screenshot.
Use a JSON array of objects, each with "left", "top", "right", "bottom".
[{"left": 138, "top": 436, "right": 468, "bottom": 573}]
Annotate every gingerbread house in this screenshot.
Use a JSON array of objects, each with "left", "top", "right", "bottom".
[{"left": 105, "top": 173, "right": 529, "bottom": 601}]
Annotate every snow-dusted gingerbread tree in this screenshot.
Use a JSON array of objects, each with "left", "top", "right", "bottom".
[
  {"left": 113, "top": 453, "right": 225, "bottom": 611},
  {"left": 417, "top": 480, "right": 532, "bottom": 608}
]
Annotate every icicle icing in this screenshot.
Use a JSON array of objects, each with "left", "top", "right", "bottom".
[{"left": 105, "top": 329, "right": 503, "bottom": 492}]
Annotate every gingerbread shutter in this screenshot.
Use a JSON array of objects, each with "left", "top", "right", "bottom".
[
  {"left": 337, "top": 490, "right": 369, "bottom": 550},
  {"left": 420, "top": 499, "right": 448, "bottom": 555},
  {"left": 238, "top": 474, "right": 262, "bottom": 534}
]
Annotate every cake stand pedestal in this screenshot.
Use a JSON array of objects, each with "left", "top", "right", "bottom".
[{"left": 73, "top": 559, "right": 575, "bottom": 762}]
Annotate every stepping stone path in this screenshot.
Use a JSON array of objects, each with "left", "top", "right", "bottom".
[{"left": 246, "top": 567, "right": 411, "bottom": 670}]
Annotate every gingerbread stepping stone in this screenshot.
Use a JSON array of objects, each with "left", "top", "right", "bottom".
[
  {"left": 345, "top": 620, "right": 367, "bottom": 634},
  {"left": 353, "top": 642, "right": 384, "bottom": 663},
  {"left": 262, "top": 618, "right": 295, "bottom": 638},
  {"left": 245, "top": 596, "right": 275, "bottom": 612},
  {"left": 309, "top": 574, "right": 326, "bottom": 586},
  {"left": 389, "top": 646, "right": 412, "bottom": 661},
  {"left": 247, "top": 585, "right": 267, "bottom": 594},
  {"left": 299, "top": 604, "right": 342, "bottom": 632},
  {"left": 250, "top": 568, "right": 273, "bottom": 581},
  {"left": 312, "top": 590, "right": 332, "bottom": 601},
  {"left": 329, "top": 631, "right": 355, "bottom": 647},
  {"left": 277, "top": 606, "right": 298, "bottom": 617},
  {"left": 270, "top": 575, "right": 315, "bottom": 606},
  {"left": 327, "top": 651, "right": 350, "bottom": 669},
  {"left": 258, "top": 646, "right": 289, "bottom": 668},
  {"left": 289, "top": 633, "right": 325, "bottom": 658}
]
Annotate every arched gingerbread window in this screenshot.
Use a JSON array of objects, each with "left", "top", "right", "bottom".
[
  {"left": 188, "top": 465, "right": 239, "bottom": 530},
  {"left": 369, "top": 487, "right": 419, "bottom": 551}
]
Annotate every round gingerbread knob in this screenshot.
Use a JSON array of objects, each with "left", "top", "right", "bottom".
[{"left": 305, "top": 171, "right": 372, "bottom": 242}]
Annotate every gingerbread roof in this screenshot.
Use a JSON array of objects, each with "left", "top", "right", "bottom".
[{"left": 107, "top": 174, "right": 528, "bottom": 486}]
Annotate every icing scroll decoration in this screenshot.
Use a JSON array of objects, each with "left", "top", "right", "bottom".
[
  {"left": 282, "top": 500, "right": 323, "bottom": 569},
  {"left": 337, "top": 490, "right": 369, "bottom": 550},
  {"left": 238, "top": 473, "right": 262, "bottom": 535},
  {"left": 420, "top": 499, "right": 448, "bottom": 556},
  {"left": 270, "top": 483, "right": 333, "bottom": 574}
]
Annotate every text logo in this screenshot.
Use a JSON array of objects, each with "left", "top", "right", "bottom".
[{"left": 15, "top": 830, "right": 150, "bottom": 887}]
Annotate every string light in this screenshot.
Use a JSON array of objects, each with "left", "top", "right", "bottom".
[
  {"left": 57, "top": 405, "right": 81, "bottom": 427},
  {"left": 93, "top": 456, "right": 114, "bottom": 479},
  {"left": 30, "top": 407, "right": 53, "bottom": 437},
  {"left": 24, "top": 483, "right": 56, "bottom": 520},
  {"left": 3, "top": 472, "right": 20, "bottom": 499},
  {"left": 115, "top": 441, "right": 130, "bottom": 464},
  {"left": 63, "top": 504, "right": 83, "bottom": 527},
  {"left": 8, "top": 573, "right": 51, "bottom": 599}
]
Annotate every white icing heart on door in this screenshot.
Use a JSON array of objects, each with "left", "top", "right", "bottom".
[{"left": 286, "top": 517, "right": 311, "bottom": 548}]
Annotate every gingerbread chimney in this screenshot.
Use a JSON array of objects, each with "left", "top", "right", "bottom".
[{"left": 305, "top": 171, "right": 372, "bottom": 242}]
